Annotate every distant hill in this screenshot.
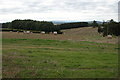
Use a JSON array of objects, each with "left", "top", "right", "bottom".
[
  {"left": 52, "top": 21, "right": 82, "bottom": 25},
  {"left": 88, "top": 21, "right": 103, "bottom": 24},
  {"left": 52, "top": 21, "right": 102, "bottom": 25}
]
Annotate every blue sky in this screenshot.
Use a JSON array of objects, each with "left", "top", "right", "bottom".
[{"left": 0, "top": 0, "right": 119, "bottom": 22}]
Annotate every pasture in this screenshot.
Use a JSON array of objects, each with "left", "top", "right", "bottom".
[
  {"left": 2, "top": 27, "right": 118, "bottom": 78},
  {"left": 2, "top": 27, "right": 118, "bottom": 44}
]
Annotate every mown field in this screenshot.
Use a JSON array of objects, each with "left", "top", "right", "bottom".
[
  {"left": 2, "top": 27, "right": 118, "bottom": 44},
  {"left": 2, "top": 27, "right": 118, "bottom": 78}
]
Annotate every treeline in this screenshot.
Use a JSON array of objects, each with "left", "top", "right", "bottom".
[
  {"left": 59, "top": 22, "right": 88, "bottom": 29},
  {"left": 2, "top": 19, "right": 89, "bottom": 33},
  {"left": 2, "top": 19, "right": 59, "bottom": 32},
  {"left": 2, "top": 19, "right": 119, "bottom": 36},
  {"left": 98, "top": 19, "right": 120, "bottom": 36}
]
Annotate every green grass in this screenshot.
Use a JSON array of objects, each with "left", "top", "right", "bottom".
[{"left": 2, "top": 39, "right": 118, "bottom": 78}]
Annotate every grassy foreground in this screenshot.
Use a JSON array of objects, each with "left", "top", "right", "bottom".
[{"left": 2, "top": 39, "right": 118, "bottom": 78}]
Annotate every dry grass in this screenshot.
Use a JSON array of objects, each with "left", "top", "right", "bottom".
[{"left": 2, "top": 27, "right": 118, "bottom": 44}]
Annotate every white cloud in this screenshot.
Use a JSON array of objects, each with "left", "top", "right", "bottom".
[{"left": 0, "top": 0, "right": 119, "bottom": 22}]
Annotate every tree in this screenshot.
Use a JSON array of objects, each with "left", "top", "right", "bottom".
[
  {"left": 2, "top": 22, "right": 11, "bottom": 28},
  {"left": 98, "top": 21, "right": 106, "bottom": 34},
  {"left": 92, "top": 20, "right": 98, "bottom": 28},
  {"left": 102, "top": 19, "right": 120, "bottom": 36}
]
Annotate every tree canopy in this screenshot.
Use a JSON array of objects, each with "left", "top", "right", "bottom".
[
  {"left": 98, "top": 19, "right": 120, "bottom": 36},
  {"left": 2, "top": 19, "right": 89, "bottom": 33}
]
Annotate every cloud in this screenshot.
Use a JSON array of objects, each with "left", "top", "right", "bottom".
[{"left": 0, "top": 0, "right": 119, "bottom": 22}]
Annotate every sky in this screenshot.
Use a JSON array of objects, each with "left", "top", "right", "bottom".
[{"left": 0, "top": 0, "right": 119, "bottom": 23}]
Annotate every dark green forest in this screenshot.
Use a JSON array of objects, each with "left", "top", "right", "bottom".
[
  {"left": 98, "top": 19, "right": 120, "bottom": 36},
  {"left": 58, "top": 22, "right": 88, "bottom": 29},
  {"left": 2, "top": 19, "right": 88, "bottom": 33},
  {"left": 2, "top": 19, "right": 120, "bottom": 36}
]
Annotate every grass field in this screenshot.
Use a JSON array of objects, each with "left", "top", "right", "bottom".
[
  {"left": 2, "top": 27, "right": 118, "bottom": 44},
  {"left": 2, "top": 27, "right": 118, "bottom": 78}
]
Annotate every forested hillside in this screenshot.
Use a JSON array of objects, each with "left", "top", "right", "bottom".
[{"left": 2, "top": 19, "right": 88, "bottom": 33}]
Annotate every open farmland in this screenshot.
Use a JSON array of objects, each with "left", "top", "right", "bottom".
[
  {"left": 2, "top": 27, "right": 118, "bottom": 78},
  {"left": 2, "top": 27, "right": 118, "bottom": 44}
]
